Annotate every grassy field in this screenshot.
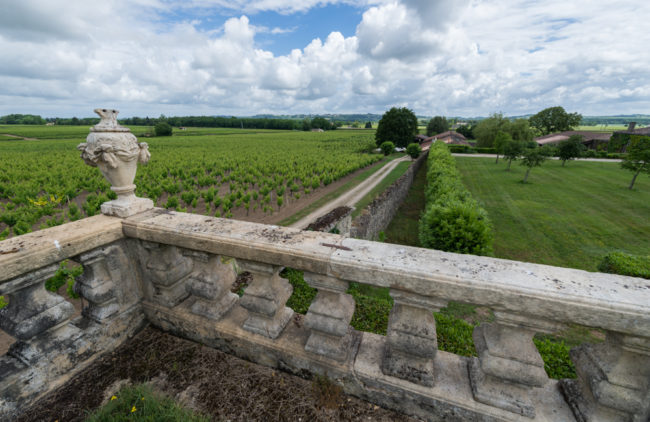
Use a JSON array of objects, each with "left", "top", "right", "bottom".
[
  {"left": 455, "top": 157, "right": 650, "bottom": 271},
  {"left": 383, "top": 162, "right": 427, "bottom": 246}
]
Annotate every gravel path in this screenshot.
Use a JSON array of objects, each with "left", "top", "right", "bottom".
[{"left": 290, "top": 155, "right": 410, "bottom": 229}]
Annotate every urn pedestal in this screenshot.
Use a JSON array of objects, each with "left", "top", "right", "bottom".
[{"left": 77, "top": 108, "right": 153, "bottom": 217}]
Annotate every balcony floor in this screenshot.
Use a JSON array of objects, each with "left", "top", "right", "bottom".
[{"left": 14, "top": 326, "right": 420, "bottom": 422}]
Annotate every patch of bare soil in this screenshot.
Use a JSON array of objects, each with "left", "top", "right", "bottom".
[{"left": 16, "top": 326, "right": 420, "bottom": 422}]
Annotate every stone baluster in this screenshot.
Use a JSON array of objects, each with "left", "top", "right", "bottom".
[
  {"left": 0, "top": 264, "right": 77, "bottom": 365},
  {"left": 381, "top": 289, "right": 446, "bottom": 387},
  {"left": 184, "top": 252, "right": 238, "bottom": 320},
  {"left": 302, "top": 272, "right": 354, "bottom": 361},
  {"left": 141, "top": 241, "right": 194, "bottom": 307},
  {"left": 561, "top": 333, "right": 650, "bottom": 422},
  {"left": 74, "top": 249, "right": 119, "bottom": 322},
  {"left": 468, "top": 311, "right": 561, "bottom": 418},
  {"left": 0, "top": 264, "right": 74, "bottom": 342},
  {"left": 238, "top": 261, "right": 293, "bottom": 339}
]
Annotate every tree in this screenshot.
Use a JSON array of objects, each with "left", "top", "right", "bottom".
[
  {"left": 455, "top": 122, "right": 475, "bottom": 139},
  {"left": 301, "top": 118, "right": 311, "bottom": 131},
  {"left": 375, "top": 107, "right": 418, "bottom": 148},
  {"left": 503, "top": 140, "right": 524, "bottom": 171},
  {"left": 406, "top": 143, "right": 421, "bottom": 160},
  {"left": 557, "top": 135, "right": 585, "bottom": 166},
  {"left": 509, "top": 118, "right": 534, "bottom": 142},
  {"left": 520, "top": 148, "right": 546, "bottom": 183},
  {"left": 529, "top": 106, "right": 582, "bottom": 135},
  {"left": 493, "top": 131, "right": 512, "bottom": 164},
  {"left": 380, "top": 141, "right": 395, "bottom": 156},
  {"left": 621, "top": 136, "right": 650, "bottom": 189},
  {"left": 154, "top": 121, "right": 172, "bottom": 136},
  {"left": 426, "top": 116, "right": 449, "bottom": 136},
  {"left": 365, "top": 121, "right": 372, "bottom": 129},
  {"left": 473, "top": 113, "right": 511, "bottom": 147}
]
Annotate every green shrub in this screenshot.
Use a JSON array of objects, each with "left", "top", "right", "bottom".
[
  {"left": 86, "top": 383, "right": 209, "bottom": 422},
  {"left": 434, "top": 312, "right": 476, "bottom": 357},
  {"left": 406, "top": 143, "right": 421, "bottom": 159},
  {"left": 0, "top": 296, "right": 7, "bottom": 309},
  {"left": 419, "top": 142, "right": 493, "bottom": 255},
  {"left": 419, "top": 199, "right": 493, "bottom": 255},
  {"left": 45, "top": 260, "right": 83, "bottom": 299},
  {"left": 154, "top": 121, "right": 173, "bottom": 137},
  {"left": 598, "top": 252, "right": 650, "bottom": 279},
  {"left": 447, "top": 145, "right": 473, "bottom": 153},
  {"left": 380, "top": 141, "right": 395, "bottom": 156}
]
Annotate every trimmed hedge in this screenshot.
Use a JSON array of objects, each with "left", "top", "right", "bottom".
[
  {"left": 419, "top": 142, "right": 493, "bottom": 255},
  {"left": 598, "top": 252, "right": 650, "bottom": 279}
]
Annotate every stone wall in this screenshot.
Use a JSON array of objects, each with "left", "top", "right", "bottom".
[
  {"left": 306, "top": 206, "right": 353, "bottom": 236},
  {"left": 2, "top": 210, "right": 650, "bottom": 422},
  {"left": 351, "top": 152, "right": 428, "bottom": 240}
]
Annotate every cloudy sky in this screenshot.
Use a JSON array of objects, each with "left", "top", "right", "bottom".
[{"left": 1, "top": 0, "right": 648, "bottom": 118}]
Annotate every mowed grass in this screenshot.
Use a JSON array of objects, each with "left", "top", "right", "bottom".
[
  {"left": 383, "top": 162, "right": 427, "bottom": 246},
  {"left": 455, "top": 157, "right": 650, "bottom": 271}
]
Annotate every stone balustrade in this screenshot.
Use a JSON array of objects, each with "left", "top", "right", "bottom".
[{"left": 1, "top": 209, "right": 649, "bottom": 421}]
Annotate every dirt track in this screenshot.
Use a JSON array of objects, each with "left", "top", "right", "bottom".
[{"left": 290, "top": 155, "right": 409, "bottom": 229}]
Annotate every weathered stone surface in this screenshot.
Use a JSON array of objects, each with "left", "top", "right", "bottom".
[
  {"left": 0, "top": 264, "right": 73, "bottom": 340},
  {"left": 382, "top": 296, "right": 439, "bottom": 387},
  {"left": 185, "top": 254, "right": 238, "bottom": 320},
  {"left": 469, "top": 323, "right": 548, "bottom": 418},
  {"left": 78, "top": 108, "right": 153, "bottom": 218},
  {"left": 304, "top": 290, "right": 355, "bottom": 361},
  {"left": 355, "top": 332, "right": 574, "bottom": 422},
  {"left": 121, "top": 210, "right": 650, "bottom": 337},
  {"left": 0, "top": 215, "right": 123, "bottom": 284},
  {"left": 562, "top": 334, "right": 650, "bottom": 422},
  {"left": 238, "top": 261, "right": 293, "bottom": 339},
  {"left": 135, "top": 242, "right": 193, "bottom": 307},
  {"left": 75, "top": 248, "right": 120, "bottom": 322}
]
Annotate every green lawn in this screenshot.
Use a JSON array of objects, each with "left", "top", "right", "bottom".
[
  {"left": 383, "top": 162, "right": 427, "bottom": 246},
  {"left": 455, "top": 157, "right": 650, "bottom": 271}
]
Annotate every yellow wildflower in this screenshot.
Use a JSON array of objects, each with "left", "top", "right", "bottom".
[
  {"left": 110, "top": 395, "right": 117, "bottom": 401},
  {"left": 131, "top": 406, "right": 137, "bottom": 413}
]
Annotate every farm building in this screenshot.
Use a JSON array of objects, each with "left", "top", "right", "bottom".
[
  {"left": 418, "top": 131, "right": 470, "bottom": 150},
  {"left": 534, "top": 131, "right": 611, "bottom": 149}
]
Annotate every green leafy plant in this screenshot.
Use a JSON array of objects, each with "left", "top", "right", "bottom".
[
  {"left": 598, "top": 251, "right": 650, "bottom": 279},
  {"left": 86, "top": 383, "right": 209, "bottom": 422},
  {"left": 45, "top": 260, "right": 83, "bottom": 299}
]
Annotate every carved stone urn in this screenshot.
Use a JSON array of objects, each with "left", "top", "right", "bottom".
[{"left": 77, "top": 108, "right": 153, "bottom": 217}]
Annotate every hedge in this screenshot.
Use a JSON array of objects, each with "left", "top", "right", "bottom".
[
  {"left": 598, "top": 252, "right": 650, "bottom": 279},
  {"left": 419, "top": 142, "right": 493, "bottom": 255}
]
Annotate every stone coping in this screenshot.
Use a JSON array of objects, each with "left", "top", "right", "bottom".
[
  {"left": 2, "top": 210, "right": 649, "bottom": 338},
  {"left": 0, "top": 215, "right": 124, "bottom": 285},
  {"left": 123, "top": 209, "right": 650, "bottom": 338}
]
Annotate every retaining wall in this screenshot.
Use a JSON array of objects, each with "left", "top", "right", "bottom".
[{"left": 351, "top": 152, "right": 428, "bottom": 240}]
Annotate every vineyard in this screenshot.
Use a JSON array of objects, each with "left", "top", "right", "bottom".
[{"left": 0, "top": 125, "right": 380, "bottom": 239}]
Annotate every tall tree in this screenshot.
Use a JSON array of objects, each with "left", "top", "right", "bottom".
[
  {"left": 529, "top": 106, "right": 582, "bottom": 135},
  {"left": 426, "top": 116, "right": 449, "bottom": 136},
  {"left": 474, "top": 113, "right": 511, "bottom": 147},
  {"left": 621, "top": 136, "right": 650, "bottom": 189},
  {"left": 503, "top": 140, "right": 524, "bottom": 171},
  {"left": 375, "top": 107, "right": 418, "bottom": 148},
  {"left": 521, "top": 148, "right": 546, "bottom": 183},
  {"left": 557, "top": 135, "right": 585, "bottom": 166},
  {"left": 494, "top": 131, "right": 512, "bottom": 164}
]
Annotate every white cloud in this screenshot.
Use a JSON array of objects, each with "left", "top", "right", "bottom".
[{"left": 0, "top": 0, "right": 648, "bottom": 117}]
